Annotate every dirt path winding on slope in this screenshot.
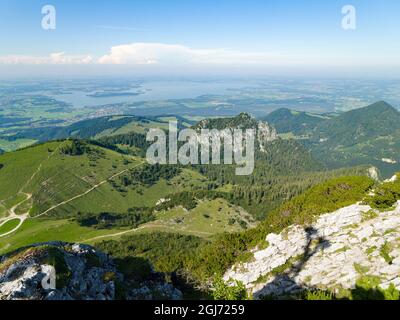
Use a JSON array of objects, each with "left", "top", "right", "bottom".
[
  {"left": 0, "top": 193, "right": 31, "bottom": 238},
  {"left": 0, "top": 143, "right": 65, "bottom": 238},
  {"left": 0, "top": 146, "right": 143, "bottom": 237}
]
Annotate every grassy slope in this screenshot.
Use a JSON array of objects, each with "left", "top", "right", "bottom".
[
  {"left": 139, "top": 198, "right": 255, "bottom": 237},
  {"left": 0, "top": 140, "right": 144, "bottom": 217},
  {"left": 0, "top": 218, "right": 123, "bottom": 254},
  {"left": 0, "top": 141, "right": 63, "bottom": 201},
  {"left": 0, "top": 205, "right": 7, "bottom": 219},
  {"left": 27, "top": 149, "right": 143, "bottom": 216},
  {"left": 94, "top": 117, "right": 169, "bottom": 138},
  {"left": 0, "top": 139, "right": 38, "bottom": 152},
  {"left": 0, "top": 141, "right": 143, "bottom": 252},
  {"left": 78, "top": 198, "right": 255, "bottom": 245},
  {"left": 59, "top": 168, "right": 209, "bottom": 215},
  {"left": 0, "top": 141, "right": 255, "bottom": 253},
  {"left": 0, "top": 219, "right": 20, "bottom": 234}
]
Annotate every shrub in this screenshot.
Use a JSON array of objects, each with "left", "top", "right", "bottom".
[
  {"left": 361, "top": 210, "right": 378, "bottom": 222},
  {"left": 366, "top": 176, "right": 400, "bottom": 209},
  {"left": 60, "top": 139, "right": 88, "bottom": 156},
  {"left": 380, "top": 242, "right": 393, "bottom": 264},
  {"left": 382, "top": 283, "right": 400, "bottom": 300},
  {"left": 212, "top": 278, "right": 248, "bottom": 300}
]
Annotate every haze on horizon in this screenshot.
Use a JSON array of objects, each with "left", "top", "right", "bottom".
[{"left": 1, "top": 0, "right": 400, "bottom": 78}]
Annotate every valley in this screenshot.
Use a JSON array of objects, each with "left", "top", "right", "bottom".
[
  {"left": 2, "top": 79, "right": 400, "bottom": 152},
  {"left": 1, "top": 99, "right": 400, "bottom": 300},
  {"left": 2, "top": 0, "right": 400, "bottom": 304}
]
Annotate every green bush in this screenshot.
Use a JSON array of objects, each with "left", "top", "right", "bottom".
[
  {"left": 76, "top": 208, "right": 155, "bottom": 229},
  {"left": 382, "top": 283, "right": 400, "bottom": 300},
  {"left": 366, "top": 177, "right": 400, "bottom": 209},
  {"left": 212, "top": 278, "right": 248, "bottom": 300},
  {"left": 60, "top": 139, "right": 88, "bottom": 156},
  {"left": 380, "top": 242, "right": 393, "bottom": 264}
]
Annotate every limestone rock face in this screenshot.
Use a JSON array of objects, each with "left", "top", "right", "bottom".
[
  {"left": 224, "top": 202, "right": 400, "bottom": 299},
  {"left": 194, "top": 114, "right": 278, "bottom": 154},
  {"left": 257, "top": 121, "right": 278, "bottom": 152},
  {"left": 0, "top": 242, "right": 119, "bottom": 300},
  {"left": 0, "top": 242, "right": 182, "bottom": 300},
  {"left": 368, "top": 167, "right": 380, "bottom": 181}
]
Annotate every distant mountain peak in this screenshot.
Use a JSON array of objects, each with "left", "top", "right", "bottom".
[
  {"left": 364, "top": 101, "right": 397, "bottom": 112},
  {"left": 194, "top": 113, "right": 278, "bottom": 152},
  {"left": 369, "top": 100, "right": 393, "bottom": 107},
  {"left": 237, "top": 112, "right": 253, "bottom": 120},
  {"left": 264, "top": 108, "right": 324, "bottom": 135},
  {"left": 337, "top": 101, "right": 399, "bottom": 121},
  {"left": 269, "top": 107, "right": 292, "bottom": 114}
]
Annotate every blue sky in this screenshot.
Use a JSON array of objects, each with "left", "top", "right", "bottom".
[{"left": 0, "top": 0, "right": 399, "bottom": 77}]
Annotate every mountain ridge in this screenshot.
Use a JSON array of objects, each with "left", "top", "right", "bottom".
[
  {"left": 224, "top": 175, "right": 400, "bottom": 300},
  {"left": 264, "top": 101, "right": 400, "bottom": 178},
  {"left": 311, "top": 101, "right": 400, "bottom": 146},
  {"left": 263, "top": 108, "right": 326, "bottom": 136}
]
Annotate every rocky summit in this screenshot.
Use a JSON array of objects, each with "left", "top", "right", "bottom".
[
  {"left": 224, "top": 201, "right": 400, "bottom": 299},
  {"left": 0, "top": 242, "right": 182, "bottom": 300}
]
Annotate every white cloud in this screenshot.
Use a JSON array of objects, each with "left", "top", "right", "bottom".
[
  {"left": 98, "top": 43, "right": 188, "bottom": 65},
  {"left": 0, "top": 52, "right": 93, "bottom": 65},
  {"left": 2, "top": 42, "right": 395, "bottom": 69},
  {"left": 97, "top": 42, "right": 295, "bottom": 66},
  {"left": 48, "top": 52, "right": 93, "bottom": 64}
]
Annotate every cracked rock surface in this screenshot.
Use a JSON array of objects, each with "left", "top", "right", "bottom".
[
  {"left": 224, "top": 202, "right": 400, "bottom": 299},
  {"left": 0, "top": 241, "right": 182, "bottom": 300}
]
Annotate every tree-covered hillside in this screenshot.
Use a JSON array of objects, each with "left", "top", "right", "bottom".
[
  {"left": 311, "top": 101, "right": 400, "bottom": 146},
  {"left": 309, "top": 102, "right": 400, "bottom": 176},
  {"left": 96, "top": 175, "right": 375, "bottom": 294},
  {"left": 5, "top": 115, "right": 169, "bottom": 143},
  {"left": 264, "top": 101, "right": 400, "bottom": 178},
  {"left": 263, "top": 108, "right": 326, "bottom": 136}
]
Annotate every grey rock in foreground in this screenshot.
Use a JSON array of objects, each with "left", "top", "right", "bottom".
[
  {"left": 0, "top": 242, "right": 182, "bottom": 300},
  {"left": 225, "top": 201, "right": 400, "bottom": 299}
]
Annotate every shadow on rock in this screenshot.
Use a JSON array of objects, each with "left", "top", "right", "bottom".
[{"left": 255, "top": 226, "right": 331, "bottom": 299}]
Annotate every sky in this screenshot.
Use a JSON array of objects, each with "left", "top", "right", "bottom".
[{"left": 0, "top": 0, "right": 400, "bottom": 77}]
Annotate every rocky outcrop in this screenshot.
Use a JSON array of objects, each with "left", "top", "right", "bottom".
[
  {"left": 195, "top": 113, "right": 278, "bottom": 153},
  {"left": 224, "top": 202, "right": 400, "bottom": 299},
  {"left": 0, "top": 242, "right": 120, "bottom": 300},
  {"left": 257, "top": 121, "right": 278, "bottom": 152},
  {"left": 368, "top": 167, "right": 379, "bottom": 181},
  {"left": 0, "top": 242, "right": 182, "bottom": 300}
]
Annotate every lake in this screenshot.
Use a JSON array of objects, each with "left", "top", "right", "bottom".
[{"left": 45, "top": 79, "right": 260, "bottom": 108}]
